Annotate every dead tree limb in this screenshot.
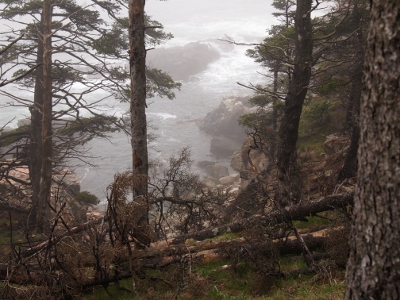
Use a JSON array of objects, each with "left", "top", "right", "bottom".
[
  {"left": 21, "top": 216, "right": 108, "bottom": 257},
  {"left": 19, "top": 193, "right": 352, "bottom": 258},
  {"left": 171, "top": 192, "right": 353, "bottom": 244}
]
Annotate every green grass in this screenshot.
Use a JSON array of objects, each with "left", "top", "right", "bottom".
[
  {"left": 211, "top": 232, "right": 238, "bottom": 242},
  {"left": 292, "top": 213, "right": 333, "bottom": 233},
  {"left": 265, "top": 274, "right": 344, "bottom": 300},
  {"left": 81, "top": 254, "right": 345, "bottom": 300}
]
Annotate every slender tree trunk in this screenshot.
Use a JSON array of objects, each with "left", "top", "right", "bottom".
[
  {"left": 37, "top": 0, "right": 53, "bottom": 232},
  {"left": 276, "top": 0, "right": 313, "bottom": 204},
  {"left": 270, "top": 63, "right": 280, "bottom": 162},
  {"left": 337, "top": 0, "right": 365, "bottom": 182},
  {"left": 28, "top": 17, "right": 45, "bottom": 228},
  {"left": 345, "top": 0, "right": 400, "bottom": 298},
  {"left": 128, "top": 0, "right": 150, "bottom": 249},
  {"left": 129, "top": 0, "right": 148, "bottom": 196}
]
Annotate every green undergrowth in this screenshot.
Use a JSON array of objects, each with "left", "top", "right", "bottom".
[
  {"left": 297, "top": 123, "right": 337, "bottom": 154},
  {"left": 81, "top": 255, "right": 345, "bottom": 300},
  {"left": 292, "top": 211, "right": 339, "bottom": 233},
  {"left": 81, "top": 213, "right": 348, "bottom": 300},
  {"left": 0, "top": 215, "right": 24, "bottom": 253}
]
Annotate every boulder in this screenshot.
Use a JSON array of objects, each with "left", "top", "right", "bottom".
[
  {"left": 210, "top": 137, "right": 242, "bottom": 158},
  {"left": 323, "top": 134, "right": 349, "bottom": 155},
  {"left": 202, "top": 177, "right": 217, "bottom": 190},
  {"left": 147, "top": 41, "right": 220, "bottom": 81},
  {"left": 198, "top": 95, "right": 253, "bottom": 141},
  {"left": 205, "top": 164, "right": 229, "bottom": 179},
  {"left": 219, "top": 173, "right": 240, "bottom": 186}
]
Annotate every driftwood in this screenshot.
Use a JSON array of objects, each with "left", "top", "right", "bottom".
[{"left": 171, "top": 192, "right": 353, "bottom": 244}]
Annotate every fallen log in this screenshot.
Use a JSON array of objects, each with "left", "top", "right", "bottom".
[
  {"left": 171, "top": 192, "right": 353, "bottom": 244},
  {"left": 3, "top": 229, "right": 333, "bottom": 289},
  {"left": 135, "top": 227, "right": 338, "bottom": 262},
  {"left": 20, "top": 193, "right": 352, "bottom": 258}
]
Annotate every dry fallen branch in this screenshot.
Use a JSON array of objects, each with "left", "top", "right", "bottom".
[
  {"left": 171, "top": 192, "right": 353, "bottom": 244},
  {"left": 19, "top": 193, "right": 352, "bottom": 259}
]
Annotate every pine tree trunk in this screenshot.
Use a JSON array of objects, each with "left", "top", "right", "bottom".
[
  {"left": 345, "top": 1, "right": 400, "bottom": 298},
  {"left": 28, "top": 16, "right": 45, "bottom": 228},
  {"left": 337, "top": 0, "right": 365, "bottom": 182},
  {"left": 37, "top": 0, "right": 53, "bottom": 232},
  {"left": 128, "top": 0, "right": 150, "bottom": 248},
  {"left": 129, "top": 0, "right": 148, "bottom": 196},
  {"left": 276, "top": 0, "right": 313, "bottom": 204}
]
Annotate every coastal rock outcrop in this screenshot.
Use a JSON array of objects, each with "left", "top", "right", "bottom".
[
  {"left": 147, "top": 41, "right": 220, "bottom": 81},
  {"left": 198, "top": 95, "right": 252, "bottom": 141}
]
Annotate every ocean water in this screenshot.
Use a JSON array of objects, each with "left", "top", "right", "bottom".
[{"left": 0, "top": 0, "right": 276, "bottom": 203}]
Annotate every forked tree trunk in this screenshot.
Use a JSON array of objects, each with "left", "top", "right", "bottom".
[
  {"left": 345, "top": 0, "right": 400, "bottom": 298},
  {"left": 276, "top": 0, "right": 313, "bottom": 205}
]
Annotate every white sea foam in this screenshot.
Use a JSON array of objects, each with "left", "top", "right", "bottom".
[{"left": 148, "top": 112, "right": 177, "bottom": 120}]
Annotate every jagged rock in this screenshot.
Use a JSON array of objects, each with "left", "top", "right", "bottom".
[
  {"left": 219, "top": 173, "right": 240, "bottom": 186},
  {"left": 198, "top": 95, "right": 253, "bottom": 141},
  {"left": 323, "top": 134, "right": 349, "bottom": 155},
  {"left": 210, "top": 137, "right": 242, "bottom": 158},
  {"left": 205, "top": 164, "right": 229, "bottom": 179},
  {"left": 147, "top": 41, "right": 220, "bottom": 81}
]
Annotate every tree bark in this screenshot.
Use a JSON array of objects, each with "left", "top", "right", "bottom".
[
  {"left": 337, "top": 0, "right": 365, "bottom": 182},
  {"left": 345, "top": 1, "right": 400, "bottom": 298},
  {"left": 128, "top": 0, "right": 150, "bottom": 249},
  {"left": 37, "top": 0, "right": 53, "bottom": 232},
  {"left": 129, "top": 0, "right": 148, "bottom": 196},
  {"left": 276, "top": 0, "right": 313, "bottom": 204},
  {"left": 28, "top": 16, "right": 45, "bottom": 228}
]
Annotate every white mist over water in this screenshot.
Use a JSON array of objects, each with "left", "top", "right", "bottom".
[{"left": 0, "top": 0, "right": 276, "bottom": 203}]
